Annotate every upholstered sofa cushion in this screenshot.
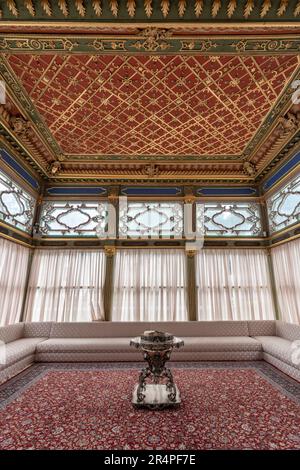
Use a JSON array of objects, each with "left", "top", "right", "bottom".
[
  {"left": 37, "top": 336, "right": 261, "bottom": 354},
  {"left": 254, "top": 336, "right": 300, "bottom": 370},
  {"left": 37, "top": 338, "right": 135, "bottom": 353},
  {"left": 276, "top": 321, "right": 300, "bottom": 342},
  {"left": 49, "top": 322, "right": 147, "bottom": 338},
  {"left": 248, "top": 320, "right": 276, "bottom": 337},
  {"left": 24, "top": 322, "right": 52, "bottom": 338},
  {"left": 0, "top": 323, "right": 24, "bottom": 344},
  {"left": 0, "top": 338, "right": 47, "bottom": 370},
  {"left": 49, "top": 321, "right": 250, "bottom": 338},
  {"left": 181, "top": 336, "right": 261, "bottom": 352}
]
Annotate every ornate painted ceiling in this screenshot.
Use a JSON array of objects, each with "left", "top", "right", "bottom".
[{"left": 0, "top": 0, "right": 299, "bottom": 186}]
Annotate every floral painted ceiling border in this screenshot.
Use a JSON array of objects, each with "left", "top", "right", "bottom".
[{"left": 0, "top": 34, "right": 300, "bottom": 55}]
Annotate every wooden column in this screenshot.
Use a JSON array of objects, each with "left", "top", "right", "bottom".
[
  {"left": 186, "top": 250, "right": 197, "bottom": 321},
  {"left": 103, "top": 246, "right": 116, "bottom": 321},
  {"left": 19, "top": 248, "right": 34, "bottom": 322},
  {"left": 20, "top": 190, "right": 45, "bottom": 322},
  {"left": 261, "top": 199, "right": 281, "bottom": 320},
  {"left": 183, "top": 186, "right": 198, "bottom": 321},
  {"left": 267, "top": 248, "right": 281, "bottom": 320}
]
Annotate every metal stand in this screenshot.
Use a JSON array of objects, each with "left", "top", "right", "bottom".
[{"left": 130, "top": 335, "right": 184, "bottom": 409}]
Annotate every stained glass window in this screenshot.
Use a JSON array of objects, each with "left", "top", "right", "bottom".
[
  {"left": 0, "top": 169, "right": 35, "bottom": 233},
  {"left": 119, "top": 201, "right": 183, "bottom": 238},
  {"left": 39, "top": 201, "right": 108, "bottom": 237},
  {"left": 197, "top": 202, "right": 263, "bottom": 237},
  {"left": 267, "top": 174, "right": 300, "bottom": 234}
]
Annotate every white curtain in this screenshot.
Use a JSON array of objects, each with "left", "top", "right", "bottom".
[
  {"left": 0, "top": 237, "right": 30, "bottom": 326},
  {"left": 195, "top": 249, "right": 275, "bottom": 321},
  {"left": 272, "top": 239, "right": 300, "bottom": 324},
  {"left": 111, "top": 249, "right": 188, "bottom": 321},
  {"left": 25, "top": 249, "right": 106, "bottom": 322}
]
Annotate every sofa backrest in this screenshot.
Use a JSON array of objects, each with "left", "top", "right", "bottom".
[
  {"left": 49, "top": 321, "right": 249, "bottom": 338},
  {"left": 24, "top": 322, "right": 53, "bottom": 338},
  {"left": 276, "top": 321, "right": 300, "bottom": 342},
  {"left": 247, "top": 320, "right": 276, "bottom": 337},
  {"left": 0, "top": 323, "right": 24, "bottom": 344}
]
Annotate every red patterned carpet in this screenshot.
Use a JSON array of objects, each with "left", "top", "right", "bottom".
[{"left": 0, "top": 367, "right": 299, "bottom": 450}]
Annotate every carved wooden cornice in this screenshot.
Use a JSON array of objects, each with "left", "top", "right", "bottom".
[
  {"left": 1, "top": 1, "right": 300, "bottom": 20},
  {"left": 0, "top": 103, "right": 52, "bottom": 173}
]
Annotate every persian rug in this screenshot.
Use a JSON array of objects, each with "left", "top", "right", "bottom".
[{"left": 0, "top": 362, "right": 299, "bottom": 450}]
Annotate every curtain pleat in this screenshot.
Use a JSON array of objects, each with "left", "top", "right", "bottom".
[
  {"left": 24, "top": 249, "right": 106, "bottom": 322},
  {"left": 0, "top": 238, "right": 30, "bottom": 326},
  {"left": 111, "top": 249, "right": 188, "bottom": 321},
  {"left": 195, "top": 249, "right": 275, "bottom": 321},
  {"left": 272, "top": 239, "right": 300, "bottom": 324}
]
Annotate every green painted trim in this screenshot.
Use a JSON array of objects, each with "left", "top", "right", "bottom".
[{"left": 1, "top": 36, "right": 300, "bottom": 54}]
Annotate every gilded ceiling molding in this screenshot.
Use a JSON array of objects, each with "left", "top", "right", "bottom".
[
  {"left": 253, "top": 104, "right": 300, "bottom": 164},
  {"left": 7, "top": 0, "right": 18, "bottom": 16},
  {"left": 161, "top": 0, "right": 170, "bottom": 18},
  {"left": 41, "top": 0, "right": 52, "bottom": 15},
  {"left": 244, "top": 0, "right": 254, "bottom": 18},
  {"left": 144, "top": 0, "right": 153, "bottom": 18},
  {"left": 75, "top": 0, "right": 86, "bottom": 17},
  {"left": 260, "top": 0, "right": 272, "bottom": 18},
  {"left": 127, "top": 0, "right": 136, "bottom": 17},
  {"left": 0, "top": 0, "right": 299, "bottom": 20},
  {"left": 110, "top": 0, "right": 118, "bottom": 17},
  {"left": 194, "top": 0, "right": 204, "bottom": 17},
  {"left": 256, "top": 135, "right": 300, "bottom": 182},
  {"left": 178, "top": 0, "right": 186, "bottom": 18},
  {"left": 243, "top": 162, "right": 256, "bottom": 177},
  {"left": 212, "top": 0, "right": 221, "bottom": 18},
  {"left": 57, "top": 165, "right": 247, "bottom": 179},
  {"left": 143, "top": 164, "right": 159, "bottom": 177},
  {"left": 133, "top": 27, "right": 172, "bottom": 51},
  {"left": 58, "top": 0, "right": 68, "bottom": 17},
  {"left": 227, "top": 0, "right": 237, "bottom": 18},
  {"left": 24, "top": 0, "right": 35, "bottom": 16},
  {"left": 92, "top": 0, "right": 102, "bottom": 16},
  {"left": 47, "top": 161, "right": 61, "bottom": 175},
  {"left": 277, "top": 0, "right": 289, "bottom": 16},
  {"left": 10, "top": 116, "right": 30, "bottom": 136},
  {"left": 0, "top": 35, "right": 299, "bottom": 54},
  {"left": 0, "top": 102, "right": 53, "bottom": 173}
]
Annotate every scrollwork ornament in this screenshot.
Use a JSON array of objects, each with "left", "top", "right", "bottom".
[{"left": 133, "top": 28, "right": 172, "bottom": 52}]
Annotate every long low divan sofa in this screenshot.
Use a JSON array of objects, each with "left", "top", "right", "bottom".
[{"left": 0, "top": 320, "right": 299, "bottom": 385}]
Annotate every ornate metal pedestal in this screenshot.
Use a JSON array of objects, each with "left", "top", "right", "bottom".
[{"left": 130, "top": 333, "right": 184, "bottom": 410}]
